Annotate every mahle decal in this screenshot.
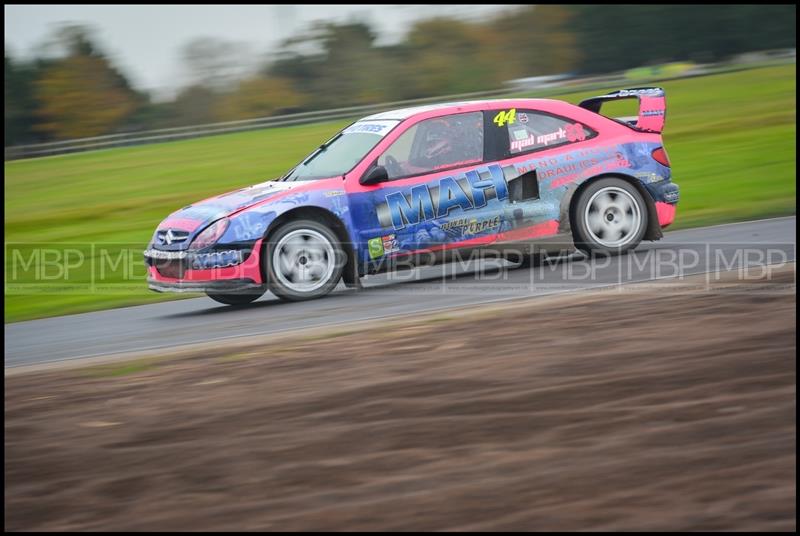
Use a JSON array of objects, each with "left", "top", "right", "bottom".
[{"left": 378, "top": 164, "right": 510, "bottom": 230}]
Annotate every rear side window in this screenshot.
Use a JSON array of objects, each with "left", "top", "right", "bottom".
[{"left": 502, "top": 110, "right": 595, "bottom": 156}]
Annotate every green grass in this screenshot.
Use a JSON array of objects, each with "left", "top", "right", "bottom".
[{"left": 4, "top": 64, "right": 796, "bottom": 322}]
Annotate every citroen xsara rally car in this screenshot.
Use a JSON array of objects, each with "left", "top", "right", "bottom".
[{"left": 145, "top": 88, "right": 679, "bottom": 305}]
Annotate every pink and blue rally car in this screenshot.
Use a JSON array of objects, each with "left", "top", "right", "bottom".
[{"left": 144, "top": 88, "right": 679, "bottom": 305}]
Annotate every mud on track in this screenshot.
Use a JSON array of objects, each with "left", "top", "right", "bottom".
[{"left": 4, "top": 267, "right": 796, "bottom": 531}]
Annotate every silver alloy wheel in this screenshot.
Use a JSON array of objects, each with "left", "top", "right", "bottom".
[
  {"left": 272, "top": 229, "right": 336, "bottom": 293},
  {"left": 583, "top": 186, "right": 642, "bottom": 248}
]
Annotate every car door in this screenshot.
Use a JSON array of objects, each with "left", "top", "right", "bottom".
[
  {"left": 487, "top": 107, "right": 599, "bottom": 242},
  {"left": 348, "top": 110, "right": 510, "bottom": 265}
]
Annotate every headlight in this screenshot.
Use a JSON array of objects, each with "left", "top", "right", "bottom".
[{"left": 190, "top": 218, "right": 229, "bottom": 250}]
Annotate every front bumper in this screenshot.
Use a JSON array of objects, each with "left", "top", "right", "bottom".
[
  {"left": 148, "top": 276, "right": 264, "bottom": 294},
  {"left": 144, "top": 238, "right": 264, "bottom": 293}
]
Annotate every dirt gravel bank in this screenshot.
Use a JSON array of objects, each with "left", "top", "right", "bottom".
[{"left": 5, "top": 267, "right": 796, "bottom": 530}]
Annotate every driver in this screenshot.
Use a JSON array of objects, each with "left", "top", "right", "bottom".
[
  {"left": 421, "top": 116, "right": 483, "bottom": 169},
  {"left": 421, "top": 119, "right": 454, "bottom": 167},
  {"left": 381, "top": 114, "right": 484, "bottom": 177}
]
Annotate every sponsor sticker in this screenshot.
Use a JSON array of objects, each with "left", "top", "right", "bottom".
[
  {"left": 368, "top": 237, "right": 385, "bottom": 259},
  {"left": 465, "top": 216, "right": 501, "bottom": 235},
  {"left": 635, "top": 171, "right": 665, "bottom": 184},
  {"left": 510, "top": 134, "right": 537, "bottom": 152},
  {"left": 537, "top": 128, "right": 568, "bottom": 146},
  {"left": 381, "top": 234, "right": 399, "bottom": 254},
  {"left": 617, "top": 88, "right": 663, "bottom": 97},
  {"left": 493, "top": 109, "right": 516, "bottom": 127},
  {"left": 510, "top": 127, "right": 570, "bottom": 152},
  {"left": 441, "top": 216, "right": 501, "bottom": 235},
  {"left": 343, "top": 120, "right": 399, "bottom": 137},
  {"left": 565, "top": 123, "right": 587, "bottom": 142},
  {"left": 512, "top": 128, "right": 530, "bottom": 141}
]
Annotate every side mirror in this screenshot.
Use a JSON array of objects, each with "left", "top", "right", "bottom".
[{"left": 360, "top": 165, "right": 388, "bottom": 185}]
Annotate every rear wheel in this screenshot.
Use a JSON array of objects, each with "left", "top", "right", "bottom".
[
  {"left": 572, "top": 178, "right": 648, "bottom": 255},
  {"left": 265, "top": 219, "right": 346, "bottom": 301}
]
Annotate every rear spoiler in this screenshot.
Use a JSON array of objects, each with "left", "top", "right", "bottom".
[{"left": 578, "top": 87, "right": 666, "bottom": 133}]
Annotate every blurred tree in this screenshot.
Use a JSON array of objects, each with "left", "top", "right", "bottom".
[
  {"left": 268, "top": 50, "right": 316, "bottom": 85},
  {"left": 317, "top": 21, "right": 385, "bottom": 105},
  {"left": 5, "top": 52, "right": 43, "bottom": 146},
  {"left": 50, "top": 24, "right": 100, "bottom": 57},
  {"left": 268, "top": 21, "right": 396, "bottom": 108},
  {"left": 35, "top": 55, "right": 139, "bottom": 139},
  {"left": 404, "top": 18, "right": 494, "bottom": 95},
  {"left": 124, "top": 100, "right": 177, "bottom": 130},
  {"left": 216, "top": 77, "right": 306, "bottom": 120},
  {"left": 6, "top": 7, "right": 797, "bottom": 144},
  {"left": 571, "top": 4, "right": 797, "bottom": 73},
  {"left": 181, "top": 37, "right": 255, "bottom": 92},
  {"left": 488, "top": 5, "right": 581, "bottom": 79},
  {"left": 170, "top": 85, "right": 221, "bottom": 126},
  {"left": 32, "top": 24, "right": 142, "bottom": 139}
]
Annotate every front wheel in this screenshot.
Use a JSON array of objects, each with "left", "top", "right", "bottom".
[
  {"left": 572, "top": 178, "right": 648, "bottom": 255},
  {"left": 264, "top": 219, "right": 346, "bottom": 302}
]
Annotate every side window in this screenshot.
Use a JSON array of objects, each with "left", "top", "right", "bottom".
[
  {"left": 503, "top": 110, "right": 595, "bottom": 155},
  {"left": 378, "top": 111, "right": 484, "bottom": 180}
]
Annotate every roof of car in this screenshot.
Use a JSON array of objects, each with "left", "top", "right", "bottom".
[{"left": 361, "top": 98, "right": 558, "bottom": 121}]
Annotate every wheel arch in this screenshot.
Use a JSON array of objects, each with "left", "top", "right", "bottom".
[
  {"left": 261, "top": 206, "right": 360, "bottom": 287},
  {"left": 563, "top": 172, "right": 662, "bottom": 241}
]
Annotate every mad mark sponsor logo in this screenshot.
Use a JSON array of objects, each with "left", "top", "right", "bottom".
[
  {"left": 376, "top": 164, "right": 510, "bottom": 230},
  {"left": 510, "top": 123, "right": 587, "bottom": 152}
]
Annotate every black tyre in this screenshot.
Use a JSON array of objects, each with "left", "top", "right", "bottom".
[
  {"left": 206, "top": 290, "right": 264, "bottom": 306},
  {"left": 572, "top": 178, "right": 648, "bottom": 255},
  {"left": 264, "top": 219, "right": 346, "bottom": 301}
]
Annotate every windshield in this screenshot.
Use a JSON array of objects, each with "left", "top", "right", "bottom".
[{"left": 284, "top": 120, "right": 400, "bottom": 181}]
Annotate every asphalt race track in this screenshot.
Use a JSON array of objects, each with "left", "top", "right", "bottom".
[{"left": 5, "top": 216, "right": 796, "bottom": 369}]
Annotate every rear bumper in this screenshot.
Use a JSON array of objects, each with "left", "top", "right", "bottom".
[
  {"left": 646, "top": 179, "right": 679, "bottom": 204},
  {"left": 655, "top": 201, "right": 677, "bottom": 227},
  {"left": 646, "top": 180, "right": 679, "bottom": 228}
]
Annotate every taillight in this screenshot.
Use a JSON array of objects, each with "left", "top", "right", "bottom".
[{"left": 652, "top": 147, "right": 671, "bottom": 167}]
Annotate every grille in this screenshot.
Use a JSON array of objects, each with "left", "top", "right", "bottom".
[
  {"left": 156, "top": 229, "right": 190, "bottom": 246},
  {"left": 155, "top": 259, "right": 187, "bottom": 279}
]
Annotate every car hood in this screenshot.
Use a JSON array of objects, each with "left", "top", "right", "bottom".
[{"left": 155, "top": 180, "right": 303, "bottom": 240}]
